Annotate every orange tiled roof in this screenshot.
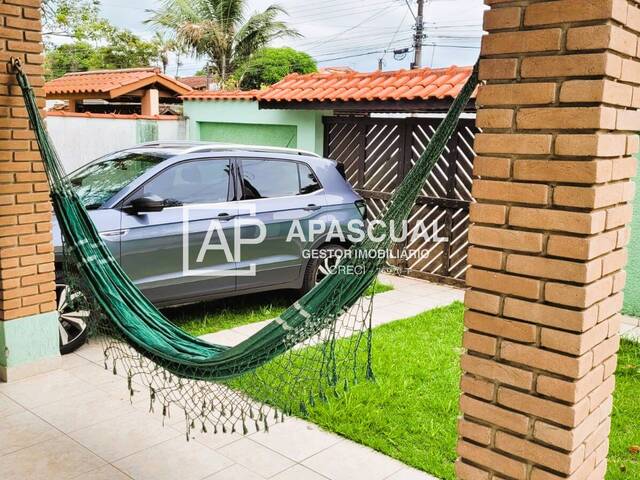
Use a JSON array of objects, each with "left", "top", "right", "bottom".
[
  {"left": 45, "top": 68, "right": 192, "bottom": 98},
  {"left": 45, "top": 111, "right": 181, "bottom": 121},
  {"left": 180, "top": 66, "right": 473, "bottom": 104},
  {"left": 318, "top": 66, "right": 357, "bottom": 74},
  {"left": 181, "top": 89, "right": 263, "bottom": 101},
  {"left": 260, "top": 66, "right": 474, "bottom": 103},
  {"left": 178, "top": 76, "right": 209, "bottom": 90}
]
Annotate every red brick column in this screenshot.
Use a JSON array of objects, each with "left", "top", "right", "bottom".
[
  {"left": 0, "top": 0, "right": 58, "bottom": 381},
  {"left": 458, "top": 1, "right": 638, "bottom": 479}
]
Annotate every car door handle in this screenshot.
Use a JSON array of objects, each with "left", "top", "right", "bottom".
[
  {"left": 100, "top": 229, "right": 128, "bottom": 240},
  {"left": 215, "top": 213, "right": 236, "bottom": 221},
  {"left": 304, "top": 204, "right": 321, "bottom": 211}
]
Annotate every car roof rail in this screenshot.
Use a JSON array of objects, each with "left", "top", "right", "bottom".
[{"left": 181, "top": 143, "right": 322, "bottom": 158}]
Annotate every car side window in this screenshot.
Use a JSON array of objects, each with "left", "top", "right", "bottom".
[
  {"left": 142, "top": 159, "right": 231, "bottom": 204},
  {"left": 240, "top": 159, "right": 300, "bottom": 199},
  {"left": 298, "top": 163, "right": 322, "bottom": 195}
]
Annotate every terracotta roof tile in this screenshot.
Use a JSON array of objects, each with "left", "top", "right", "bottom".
[
  {"left": 45, "top": 68, "right": 192, "bottom": 98},
  {"left": 177, "top": 76, "right": 208, "bottom": 90},
  {"left": 260, "top": 65, "right": 474, "bottom": 104},
  {"left": 180, "top": 89, "right": 262, "bottom": 101},
  {"left": 46, "top": 111, "right": 180, "bottom": 121},
  {"left": 179, "top": 66, "right": 474, "bottom": 104}
]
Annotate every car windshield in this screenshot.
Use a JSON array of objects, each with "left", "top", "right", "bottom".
[{"left": 68, "top": 151, "right": 168, "bottom": 209}]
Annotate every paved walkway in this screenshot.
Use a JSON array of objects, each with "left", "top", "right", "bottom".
[
  {"left": 621, "top": 315, "right": 640, "bottom": 341},
  {"left": 0, "top": 274, "right": 461, "bottom": 480}
]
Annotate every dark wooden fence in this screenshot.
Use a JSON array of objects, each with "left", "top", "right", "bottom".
[{"left": 323, "top": 115, "right": 479, "bottom": 286}]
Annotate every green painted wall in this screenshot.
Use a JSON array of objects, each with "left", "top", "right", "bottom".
[
  {"left": 136, "top": 120, "right": 159, "bottom": 143},
  {"left": 0, "top": 311, "right": 59, "bottom": 368},
  {"left": 624, "top": 151, "right": 640, "bottom": 316},
  {"left": 200, "top": 122, "right": 298, "bottom": 148},
  {"left": 183, "top": 99, "right": 331, "bottom": 155}
]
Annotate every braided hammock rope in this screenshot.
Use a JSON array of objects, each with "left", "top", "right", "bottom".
[{"left": 12, "top": 59, "right": 478, "bottom": 434}]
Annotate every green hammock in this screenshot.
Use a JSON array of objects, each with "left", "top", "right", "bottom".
[{"left": 12, "top": 58, "right": 478, "bottom": 432}]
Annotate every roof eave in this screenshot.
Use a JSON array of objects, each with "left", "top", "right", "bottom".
[{"left": 258, "top": 97, "right": 476, "bottom": 114}]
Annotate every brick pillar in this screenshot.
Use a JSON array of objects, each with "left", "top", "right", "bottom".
[
  {"left": 457, "top": 1, "right": 639, "bottom": 479},
  {"left": 141, "top": 88, "right": 159, "bottom": 116},
  {"left": 0, "top": 0, "right": 59, "bottom": 381}
]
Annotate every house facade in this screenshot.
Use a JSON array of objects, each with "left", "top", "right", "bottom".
[{"left": 182, "top": 90, "right": 330, "bottom": 155}]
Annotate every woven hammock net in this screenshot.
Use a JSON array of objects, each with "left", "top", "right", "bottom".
[{"left": 12, "top": 59, "right": 478, "bottom": 436}]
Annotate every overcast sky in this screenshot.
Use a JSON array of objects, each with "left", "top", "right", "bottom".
[{"left": 99, "top": 0, "right": 485, "bottom": 76}]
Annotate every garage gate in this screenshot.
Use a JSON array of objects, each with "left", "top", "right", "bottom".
[{"left": 323, "top": 116, "right": 479, "bottom": 286}]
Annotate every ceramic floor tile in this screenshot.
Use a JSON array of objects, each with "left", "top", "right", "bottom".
[
  {"left": 200, "top": 330, "right": 248, "bottom": 347},
  {"left": 60, "top": 353, "right": 93, "bottom": 370},
  {"left": 177, "top": 425, "right": 244, "bottom": 450},
  {"left": 71, "top": 464, "right": 132, "bottom": 480},
  {"left": 229, "top": 319, "right": 272, "bottom": 336},
  {"left": 250, "top": 417, "right": 342, "bottom": 462},
  {"left": 204, "top": 464, "right": 266, "bottom": 480},
  {"left": 69, "top": 411, "right": 180, "bottom": 462},
  {"left": 68, "top": 362, "right": 123, "bottom": 387},
  {"left": 622, "top": 327, "right": 640, "bottom": 341},
  {"left": 32, "top": 389, "right": 138, "bottom": 434},
  {"left": 74, "top": 341, "right": 108, "bottom": 364},
  {"left": 217, "top": 437, "right": 295, "bottom": 478},
  {"left": 620, "top": 322, "right": 636, "bottom": 335},
  {"left": 114, "top": 436, "right": 233, "bottom": 480},
  {"left": 386, "top": 467, "right": 438, "bottom": 480},
  {"left": 0, "top": 369, "right": 93, "bottom": 409},
  {"left": 0, "top": 392, "right": 24, "bottom": 418},
  {"left": 0, "top": 435, "right": 105, "bottom": 480},
  {"left": 271, "top": 464, "right": 330, "bottom": 480},
  {"left": 0, "top": 410, "right": 62, "bottom": 456},
  {"left": 303, "top": 440, "right": 404, "bottom": 480},
  {"left": 622, "top": 314, "right": 640, "bottom": 327}
]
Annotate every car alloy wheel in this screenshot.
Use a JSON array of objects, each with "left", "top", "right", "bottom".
[
  {"left": 57, "top": 283, "right": 89, "bottom": 355},
  {"left": 314, "top": 252, "right": 343, "bottom": 285}
]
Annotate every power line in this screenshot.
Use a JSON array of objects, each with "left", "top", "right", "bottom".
[
  {"left": 315, "top": 41, "right": 480, "bottom": 63},
  {"left": 411, "top": 0, "right": 426, "bottom": 69},
  {"left": 301, "top": 5, "right": 397, "bottom": 51},
  {"left": 379, "top": 8, "right": 411, "bottom": 69}
]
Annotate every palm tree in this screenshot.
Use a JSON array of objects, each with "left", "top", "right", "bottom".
[
  {"left": 146, "top": 0, "right": 300, "bottom": 86},
  {"left": 153, "top": 31, "right": 172, "bottom": 74}
]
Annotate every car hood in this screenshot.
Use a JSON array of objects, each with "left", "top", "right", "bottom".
[{"left": 52, "top": 208, "right": 121, "bottom": 255}]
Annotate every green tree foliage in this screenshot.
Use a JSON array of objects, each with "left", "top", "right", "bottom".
[
  {"left": 236, "top": 47, "right": 317, "bottom": 90},
  {"left": 44, "top": 42, "right": 96, "bottom": 79},
  {"left": 147, "top": 0, "right": 300, "bottom": 84},
  {"left": 42, "top": 0, "right": 112, "bottom": 41},
  {"left": 45, "top": 30, "right": 161, "bottom": 79},
  {"left": 43, "top": 0, "right": 166, "bottom": 79},
  {"left": 97, "top": 30, "right": 160, "bottom": 70}
]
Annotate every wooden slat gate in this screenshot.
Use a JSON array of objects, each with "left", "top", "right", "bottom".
[{"left": 323, "top": 116, "right": 479, "bottom": 286}]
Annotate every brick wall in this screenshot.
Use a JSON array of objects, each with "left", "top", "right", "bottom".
[
  {"left": 0, "top": 0, "right": 56, "bottom": 322},
  {"left": 458, "top": 1, "right": 639, "bottom": 479}
]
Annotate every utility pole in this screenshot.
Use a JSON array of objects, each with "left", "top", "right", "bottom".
[{"left": 411, "top": 0, "right": 425, "bottom": 69}]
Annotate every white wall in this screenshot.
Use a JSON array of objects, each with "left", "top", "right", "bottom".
[{"left": 46, "top": 116, "right": 187, "bottom": 173}]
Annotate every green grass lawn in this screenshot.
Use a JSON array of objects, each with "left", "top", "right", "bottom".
[
  {"left": 609, "top": 338, "right": 640, "bottom": 479},
  {"left": 168, "top": 279, "right": 393, "bottom": 337},
  {"left": 251, "top": 303, "right": 639, "bottom": 480}
]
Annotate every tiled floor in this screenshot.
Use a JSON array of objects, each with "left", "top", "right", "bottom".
[
  {"left": 0, "top": 274, "right": 456, "bottom": 480},
  {"left": 621, "top": 315, "right": 640, "bottom": 341}
]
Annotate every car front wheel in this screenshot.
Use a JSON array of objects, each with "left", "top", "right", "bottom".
[
  {"left": 301, "top": 244, "right": 347, "bottom": 294},
  {"left": 57, "top": 284, "right": 89, "bottom": 355}
]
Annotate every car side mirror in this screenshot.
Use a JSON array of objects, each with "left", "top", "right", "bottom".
[{"left": 125, "top": 195, "right": 166, "bottom": 214}]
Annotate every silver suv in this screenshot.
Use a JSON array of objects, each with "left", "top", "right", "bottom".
[{"left": 53, "top": 142, "right": 365, "bottom": 352}]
